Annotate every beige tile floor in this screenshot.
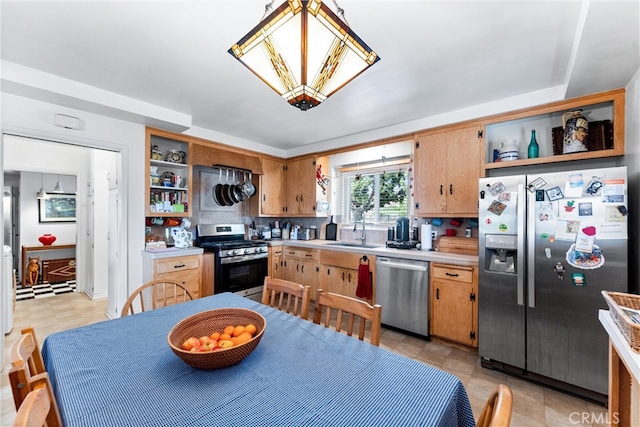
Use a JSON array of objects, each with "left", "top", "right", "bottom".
[{"left": 2, "top": 292, "right": 608, "bottom": 426}]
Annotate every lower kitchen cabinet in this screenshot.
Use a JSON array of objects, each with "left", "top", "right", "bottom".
[
  {"left": 319, "top": 250, "right": 375, "bottom": 302},
  {"left": 268, "top": 246, "right": 284, "bottom": 279},
  {"left": 142, "top": 253, "right": 203, "bottom": 299},
  {"left": 283, "top": 247, "right": 319, "bottom": 297},
  {"left": 430, "top": 263, "right": 478, "bottom": 347}
]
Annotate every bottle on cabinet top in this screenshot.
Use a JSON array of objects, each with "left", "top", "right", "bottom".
[{"left": 528, "top": 129, "right": 539, "bottom": 159}]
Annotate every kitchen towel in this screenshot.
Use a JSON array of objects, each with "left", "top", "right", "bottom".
[{"left": 356, "top": 259, "right": 372, "bottom": 299}]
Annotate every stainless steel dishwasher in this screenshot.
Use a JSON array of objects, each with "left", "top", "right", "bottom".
[{"left": 375, "top": 257, "right": 429, "bottom": 338}]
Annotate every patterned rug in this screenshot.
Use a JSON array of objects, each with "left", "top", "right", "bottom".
[{"left": 16, "top": 280, "right": 77, "bottom": 301}]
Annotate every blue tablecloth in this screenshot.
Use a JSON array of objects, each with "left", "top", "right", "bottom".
[{"left": 42, "top": 293, "right": 475, "bottom": 427}]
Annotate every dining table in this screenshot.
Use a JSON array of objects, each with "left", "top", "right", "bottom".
[{"left": 42, "top": 292, "right": 476, "bottom": 426}]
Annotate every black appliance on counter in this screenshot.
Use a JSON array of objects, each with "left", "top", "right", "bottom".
[
  {"left": 195, "top": 224, "right": 268, "bottom": 301},
  {"left": 386, "top": 217, "right": 418, "bottom": 249}
]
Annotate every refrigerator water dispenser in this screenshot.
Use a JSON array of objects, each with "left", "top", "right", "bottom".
[{"left": 485, "top": 234, "right": 517, "bottom": 274}]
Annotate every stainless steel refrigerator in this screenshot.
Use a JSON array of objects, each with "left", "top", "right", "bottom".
[{"left": 478, "top": 166, "right": 628, "bottom": 402}]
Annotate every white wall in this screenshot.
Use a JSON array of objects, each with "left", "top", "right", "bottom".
[{"left": 1, "top": 93, "right": 145, "bottom": 318}]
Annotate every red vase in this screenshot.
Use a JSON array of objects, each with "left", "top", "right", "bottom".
[{"left": 39, "top": 234, "right": 56, "bottom": 245}]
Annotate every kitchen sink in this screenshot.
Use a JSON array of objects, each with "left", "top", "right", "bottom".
[{"left": 325, "top": 242, "right": 382, "bottom": 249}]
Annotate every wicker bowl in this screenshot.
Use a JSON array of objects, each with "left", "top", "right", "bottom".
[{"left": 167, "top": 308, "right": 266, "bottom": 369}]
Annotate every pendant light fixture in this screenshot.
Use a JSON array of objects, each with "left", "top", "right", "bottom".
[
  {"left": 53, "top": 175, "right": 64, "bottom": 193},
  {"left": 228, "top": 0, "right": 380, "bottom": 111},
  {"left": 36, "top": 173, "right": 48, "bottom": 199}
]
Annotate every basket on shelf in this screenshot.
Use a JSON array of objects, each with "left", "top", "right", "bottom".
[
  {"left": 552, "top": 119, "right": 613, "bottom": 156},
  {"left": 168, "top": 308, "right": 266, "bottom": 369},
  {"left": 601, "top": 291, "right": 640, "bottom": 353}
]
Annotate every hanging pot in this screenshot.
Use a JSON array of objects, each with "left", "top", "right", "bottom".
[
  {"left": 562, "top": 109, "right": 589, "bottom": 154},
  {"left": 242, "top": 172, "right": 256, "bottom": 198},
  {"left": 233, "top": 171, "right": 247, "bottom": 202},
  {"left": 220, "top": 170, "right": 234, "bottom": 206}
]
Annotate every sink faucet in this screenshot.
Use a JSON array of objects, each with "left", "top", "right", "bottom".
[{"left": 353, "top": 207, "right": 366, "bottom": 245}]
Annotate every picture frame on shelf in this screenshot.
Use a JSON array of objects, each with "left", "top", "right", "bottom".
[{"left": 39, "top": 193, "right": 76, "bottom": 223}]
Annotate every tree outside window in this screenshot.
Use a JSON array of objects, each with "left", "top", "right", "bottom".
[{"left": 342, "top": 166, "right": 408, "bottom": 224}]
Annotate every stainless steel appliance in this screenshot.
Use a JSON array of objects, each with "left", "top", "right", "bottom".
[
  {"left": 478, "top": 166, "right": 628, "bottom": 403},
  {"left": 195, "top": 224, "right": 268, "bottom": 301},
  {"left": 376, "top": 257, "right": 429, "bottom": 337}
]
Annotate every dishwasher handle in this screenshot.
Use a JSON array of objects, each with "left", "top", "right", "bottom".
[{"left": 376, "top": 258, "right": 428, "bottom": 272}]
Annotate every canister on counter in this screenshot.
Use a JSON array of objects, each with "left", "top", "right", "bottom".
[{"left": 387, "top": 227, "right": 395, "bottom": 241}]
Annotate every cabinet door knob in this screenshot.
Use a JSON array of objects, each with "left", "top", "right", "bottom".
[
  {"left": 436, "top": 288, "right": 440, "bottom": 299},
  {"left": 449, "top": 184, "right": 453, "bottom": 195},
  {"left": 440, "top": 184, "right": 443, "bottom": 195}
]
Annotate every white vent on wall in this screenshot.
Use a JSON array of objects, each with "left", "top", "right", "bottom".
[{"left": 54, "top": 114, "right": 81, "bottom": 130}]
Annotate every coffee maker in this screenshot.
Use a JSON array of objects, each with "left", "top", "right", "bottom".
[{"left": 386, "top": 217, "right": 418, "bottom": 249}]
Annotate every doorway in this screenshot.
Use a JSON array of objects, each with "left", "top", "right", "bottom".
[{"left": 3, "top": 134, "right": 121, "bottom": 314}]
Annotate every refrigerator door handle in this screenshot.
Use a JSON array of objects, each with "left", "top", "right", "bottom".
[
  {"left": 527, "top": 185, "right": 536, "bottom": 308},
  {"left": 517, "top": 183, "right": 525, "bottom": 306}
]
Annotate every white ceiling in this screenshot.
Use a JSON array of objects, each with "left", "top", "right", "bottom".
[{"left": 1, "top": 1, "right": 638, "bottom": 157}]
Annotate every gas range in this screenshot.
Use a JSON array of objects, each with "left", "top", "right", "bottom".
[{"left": 195, "top": 224, "right": 268, "bottom": 260}]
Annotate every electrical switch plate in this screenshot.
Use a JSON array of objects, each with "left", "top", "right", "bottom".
[{"left": 431, "top": 231, "right": 437, "bottom": 239}]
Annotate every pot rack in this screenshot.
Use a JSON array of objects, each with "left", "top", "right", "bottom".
[{"left": 213, "top": 164, "right": 254, "bottom": 175}]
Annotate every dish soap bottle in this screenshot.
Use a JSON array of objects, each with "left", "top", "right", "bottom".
[{"left": 527, "top": 129, "right": 539, "bottom": 159}]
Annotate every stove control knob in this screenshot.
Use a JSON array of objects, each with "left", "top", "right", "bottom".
[
  {"left": 245, "top": 247, "right": 255, "bottom": 254},
  {"left": 259, "top": 246, "right": 268, "bottom": 253},
  {"left": 232, "top": 249, "right": 242, "bottom": 256}
]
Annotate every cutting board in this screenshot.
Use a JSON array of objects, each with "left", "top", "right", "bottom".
[
  {"left": 326, "top": 216, "right": 337, "bottom": 241},
  {"left": 437, "top": 236, "right": 478, "bottom": 255}
]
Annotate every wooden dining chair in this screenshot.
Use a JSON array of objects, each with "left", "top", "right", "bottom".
[
  {"left": 9, "top": 328, "right": 63, "bottom": 427},
  {"left": 477, "top": 384, "right": 513, "bottom": 427},
  {"left": 312, "top": 289, "right": 382, "bottom": 346},
  {"left": 121, "top": 279, "right": 194, "bottom": 316},
  {"left": 262, "top": 276, "right": 311, "bottom": 319},
  {"left": 12, "top": 378, "right": 54, "bottom": 427}
]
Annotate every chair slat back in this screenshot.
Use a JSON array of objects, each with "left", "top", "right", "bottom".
[
  {"left": 312, "top": 289, "right": 382, "bottom": 346},
  {"left": 262, "top": 277, "right": 311, "bottom": 319},
  {"left": 12, "top": 375, "right": 61, "bottom": 427},
  {"left": 121, "top": 280, "right": 194, "bottom": 316},
  {"left": 9, "top": 328, "right": 63, "bottom": 427},
  {"left": 477, "top": 384, "right": 513, "bottom": 427}
]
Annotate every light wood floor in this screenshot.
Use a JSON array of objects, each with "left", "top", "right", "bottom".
[{"left": 2, "top": 292, "right": 608, "bottom": 426}]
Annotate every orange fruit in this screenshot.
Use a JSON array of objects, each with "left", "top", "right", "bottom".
[
  {"left": 232, "top": 325, "right": 246, "bottom": 337},
  {"left": 209, "top": 331, "right": 221, "bottom": 340},
  {"left": 219, "top": 333, "right": 232, "bottom": 341},
  {"left": 218, "top": 339, "right": 234, "bottom": 349},
  {"left": 245, "top": 324, "right": 257, "bottom": 336},
  {"left": 235, "top": 332, "right": 253, "bottom": 345},
  {"left": 223, "top": 325, "right": 235, "bottom": 336}
]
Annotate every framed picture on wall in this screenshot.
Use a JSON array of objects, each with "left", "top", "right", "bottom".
[{"left": 39, "top": 193, "right": 76, "bottom": 222}]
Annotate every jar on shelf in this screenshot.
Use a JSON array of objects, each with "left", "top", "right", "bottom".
[
  {"left": 563, "top": 110, "right": 589, "bottom": 154},
  {"left": 39, "top": 234, "right": 56, "bottom": 245},
  {"left": 150, "top": 166, "right": 160, "bottom": 186}
]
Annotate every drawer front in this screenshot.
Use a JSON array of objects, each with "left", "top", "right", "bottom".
[
  {"left": 284, "top": 247, "right": 319, "bottom": 261},
  {"left": 157, "top": 269, "right": 200, "bottom": 298},
  {"left": 155, "top": 255, "right": 200, "bottom": 275},
  {"left": 432, "top": 264, "right": 474, "bottom": 283}
]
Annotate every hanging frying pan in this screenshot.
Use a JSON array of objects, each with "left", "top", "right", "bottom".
[
  {"left": 231, "top": 171, "right": 246, "bottom": 202},
  {"left": 220, "top": 170, "right": 234, "bottom": 206},
  {"left": 213, "top": 169, "right": 225, "bottom": 206},
  {"left": 227, "top": 171, "right": 241, "bottom": 204}
]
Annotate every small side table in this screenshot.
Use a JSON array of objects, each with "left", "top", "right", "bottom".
[{"left": 21, "top": 244, "right": 76, "bottom": 287}]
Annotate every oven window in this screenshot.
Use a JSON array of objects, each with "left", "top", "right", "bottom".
[{"left": 216, "top": 258, "right": 268, "bottom": 294}]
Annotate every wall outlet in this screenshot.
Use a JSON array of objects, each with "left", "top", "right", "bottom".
[{"left": 431, "top": 231, "right": 437, "bottom": 239}]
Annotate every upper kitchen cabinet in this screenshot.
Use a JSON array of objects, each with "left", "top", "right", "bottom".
[
  {"left": 414, "top": 124, "right": 482, "bottom": 217},
  {"left": 482, "top": 88, "right": 625, "bottom": 174},
  {"left": 284, "top": 156, "right": 318, "bottom": 216},
  {"left": 146, "top": 128, "right": 192, "bottom": 217},
  {"left": 250, "top": 157, "right": 286, "bottom": 217}
]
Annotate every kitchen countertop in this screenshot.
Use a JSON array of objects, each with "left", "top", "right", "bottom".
[
  {"left": 141, "top": 247, "right": 204, "bottom": 259},
  {"left": 265, "top": 239, "right": 478, "bottom": 267}
]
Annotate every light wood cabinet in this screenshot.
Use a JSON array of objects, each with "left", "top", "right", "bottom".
[
  {"left": 145, "top": 128, "right": 192, "bottom": 217},
  {"left": 319, "top": 250, "right": 375, "bottom": 302},
  {"left": 283, "top": 247, "right": 319, "bottom": 296},
  {"left": 142, "top": 254, "right": 203, "bottom": 299},
  {"left": 430, "top": 263, "right": 478, "bottom": 347},
  {"left": 284, "top": 156, "right": 318, "bottom": 215},
  {"left": 482, "top": 88, "right": 625, "bottom": 174},
  {"left": 268, "top": 247, "right": 284, "bottom": 279},
  {"left": 414, "top": 124, "right": 481, "bottom": 217},
  {"left": 255, "top": 158, "right": 286, "bottom": 216}
]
